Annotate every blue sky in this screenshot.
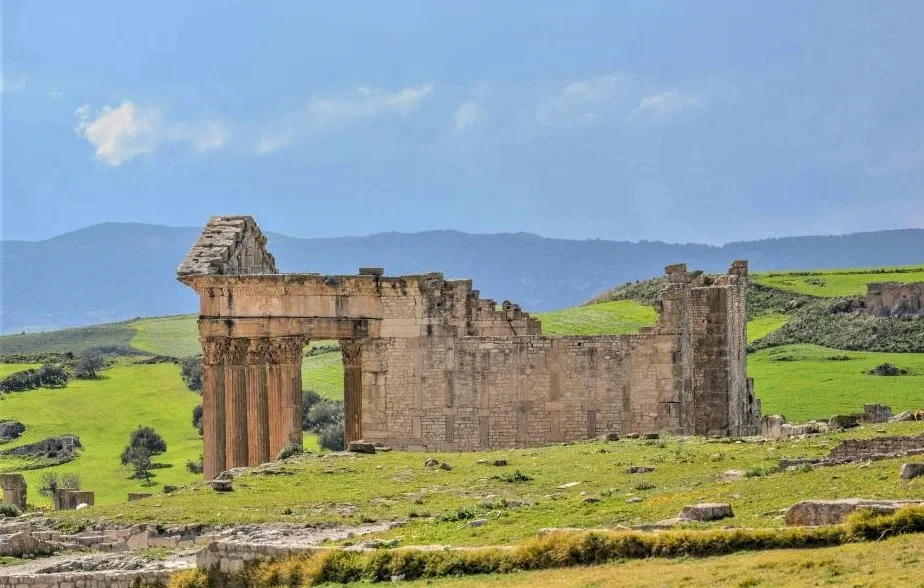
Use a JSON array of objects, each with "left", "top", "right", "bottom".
[{"left": 2, "top": 0, "right": 922, "bottom": 243}]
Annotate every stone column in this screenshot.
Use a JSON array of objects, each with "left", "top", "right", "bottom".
[
  {"left": 201, "top": 338, "right": 228, "bottom": 480},
  {"left": 267, "top": 337, "right": 304, "bottom": 458},
  {"left": 0, "top": 473, "right": 27, "bottom": 510},
  {"left": 246, "top": 339, "right": 271, "bottom": 465},
  {"left": 224, "top": 339, "right": 251, "bottom": 469},
  {"left": 341, "top": 340, "right": 364, "bottom": 443}
]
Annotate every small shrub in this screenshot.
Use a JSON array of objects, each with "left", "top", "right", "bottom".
[
  {"left": 121, "top": 426, "right": 167, "bottom": 462},
  {"left": 633, "top": 480, "right": 656, "bottom": 491},
  {"left": 493, "top": 469, "right": 533, "bottom": 483},
  {"left": 73, "top": 352, "right": 106, "bottom": 379},
  {"left": 745, "top": 466, "right": 773, "bottom": 478},
  {"left": 318, "top": 423, "right": 345, "bottom": 451},
  {"left": 166, "top": 569, "right": 208, "bottom": 588},
  {"left": 277, "top": 444, "right": 303, "bottom": 460},
  {"left": 38, "top": 472, "right": 80, "bottom": 497},
  {"left": 186, "top": 457, "right": 203, "bottom": 474},
  {"left": 0, "top": 503, "right": 22, "bottom": 517},
  {"left": 439, "top": 506, "right": 476, "bottom": 523},
  {"left": 191, "top": 404, "right": 203, "bottom": 435},
  {"left": 867, "top": 363, "right": 908, "bottom": 376}
]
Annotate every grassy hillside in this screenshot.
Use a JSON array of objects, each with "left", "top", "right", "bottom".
[
  {"left": 537, "top": 300, "right": 658, "bottom": 335},
  {"left": 0, "top": 323, "right": 137, "bottom": 355},
  {"left": 57, "top": 421, "right": 924, "bottom": 542},
  {"left": 130, "top": 315, "right": 200, "bottom": 357},
  {"left": 0, "top": 361, "right": 202, "bottom": 506},
  {"left": 753, "top": 265, "right": 924, "bottom": 297}
]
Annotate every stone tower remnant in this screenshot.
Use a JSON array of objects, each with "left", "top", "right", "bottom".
[
  {"left": 179, "top": 216, "right": 760, "bottom": 479},
  {"left": 865, "top": 282, "right": 924, "bottom": 317},
  {"left": 1, "top": 473, "right": 27, "bottom": 510}
]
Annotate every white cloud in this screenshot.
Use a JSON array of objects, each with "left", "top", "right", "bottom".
[
  {"left": 535, "top": 73, "right": 633, "bottom": 127},
  {"left": 453, "top": 101, "right": 483, "bottom": 130},
  {"left": 73, "top": 101, "right": 230, "bottom": 166},
  {"left": 0, "top": 75, "right": 27, "bottom": 94},
  {"left": 627, "top": 90, "right": 709, "bottom": 122},
  {"left": 48, "top": 89, "right": 64, "bottom": 100},
  {"left": 252, "top": 83, "right": 434, "bottom": 154}
]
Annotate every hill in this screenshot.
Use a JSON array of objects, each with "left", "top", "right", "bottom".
[{"left": 2, "top": 222, "right": 922, "bottom": 332}]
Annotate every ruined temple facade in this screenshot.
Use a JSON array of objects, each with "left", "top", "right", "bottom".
[
  {"left": 866, "top": 282, "right": 924, "bottom": 317},
  {"left": 179, "top": 216, "right": 760, "bottom": 479}
]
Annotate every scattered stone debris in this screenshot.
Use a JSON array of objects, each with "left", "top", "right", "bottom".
[
  {"left": 0, "top": 420, "right": 26, "bottom": 444},
  {"left": 439, "top": 462, "right": 453, "bottom": 471},
  {"left": 863, "top": 404, "right": 893, "bottom": 423},
  {"left": 829, "top": 415, "right": 860, "bottom": 430},
  {"left": 208, "top": 473, "right": 234, "bottom": 492},
  {"left": 347, "top": 440, "right": 376, "bottom": 454},
  {"left": 642, "top": 433, "right": 660, "bottom": 440},
  {"left": 582, "top": 496, "right": 601, "bottom": 504},
  {"left": 780, "top": 433, "right": 924, "bottom": 471},
  {"left": 626, "top": 497, "right": 643, "bottom": 504},
  {"left": 626, "top": 466, "right": 655, "bottom": 474},
  {"left": 599, "top": 432, "right": 620, "bottom": 441},
  {"left": 785, "top": 499, "right": 924, "bottom": 526},
  {"left": 469, "top": 519, "right": 488, "bottom": 528},
  {"left": 624, "top": 433, "right": 640, "bottom": 439},
  {"left": 492, "top": 459, "right": 508, "bottom": 467},
  {"left": 720, "top": 470, "right": 746, "bottom": 481},
  {"left": 0, "top": 434, "right": 82, "bottom": 463},
  {"left": 557, "top": 481, "right": 581, "bottom": 489},
  {"left": 900, "top": 463, "right": 924, "bottom": 480},
  {"left": 424, "top": 458, "right": 439, "bottom": 468}
]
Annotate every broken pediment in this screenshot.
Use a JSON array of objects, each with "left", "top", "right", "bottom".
[{"left": 177, "top": 215, "right": 278, "bottom": 277}]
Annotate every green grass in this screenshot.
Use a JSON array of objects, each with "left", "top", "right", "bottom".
[
  {"left": 302, "top": 351, "right": 345, "bottom": 401},
  {"left": 130, "top": 315, "right": 200, "bottom": 357},
  {"left": 537, "top": 300, "right": 658, "bottom": 336},
  {"left": 747, "top": 313, "right": 789, "bottom": 344},
  {"left": 0, "top": 361, "right": 202, "bottom": 506},
  {"left": 56, "top": 421, "right": 924, "bottom": 545},
  {"left": 0, "top": 363, "right": 40, "bottom": 378},
  {"left": 753, "top": 265, "right": 924, "bottom": 298},
  {"left": 749, "top": 344, "right": 924, "bottom": 421}
]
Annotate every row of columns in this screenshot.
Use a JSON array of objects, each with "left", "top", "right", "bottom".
[{"left": 201, "top": 336, "right": 304, "bottom": 480}]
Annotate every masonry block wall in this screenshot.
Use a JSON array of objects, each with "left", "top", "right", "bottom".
[
  {"left": 179, "top": 216, "right": 760, "bottom": 477},
  {"left": 866, "top": 282, "right": 924, "bottom": 317}
]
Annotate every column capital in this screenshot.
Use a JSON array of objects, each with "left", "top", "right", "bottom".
[
  {"left": 266, "top": 337, "right": 304, "bottom": 364},
  {"left": 201, "top": 337, "right": 229, "bottom": 365},
  {"left": 340, "top": 339, "right": 363, "bottom": 366}
]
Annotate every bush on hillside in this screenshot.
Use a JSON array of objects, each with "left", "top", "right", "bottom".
[
  {"left": 867, "top": 363, "right": 909, "bottom": 376},
  {"left": 0, "top": 363, "right": 69, "bottom": 392},
  {"left": 301, "top": 389, "right": 345, "bottom": 451},
  {"left": 186, "top": 457, "right": 203, "bottom": 474},
  {"left": 74, "top": 351, "right": 106, "bottom": 379},
  {"left": 124, "top": 445, "right": 154, "bottom": 484},
  {"left": 180, "top": 357, "right": 203, "bottom": 392},
  {"left": 192, "top": 404, "right": 203, "bottom": 435}
]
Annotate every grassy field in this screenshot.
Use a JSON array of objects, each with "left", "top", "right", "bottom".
[
  {"left": 537, "top": 300, "right": 658, "bottom": 336},
  {"left": 0, "top": 323, "right": 136, "bottom": 355},
  {"left": 0, "top": 363, "right": 40, "bottom": 378},
  {"left": 0, "top": 361, "right": 202, "bottom": 506},
  {"left": 130, "top": 315, "right": 200, "bottom": 357},
  {"left": 753, "top": 265, "right": 924, "bottom": 298},
  {"left": 373, "top": 532, "right": 924, "bottom": 587},
  {"left": 747, "top": 313, "right": 789, "bottom": 344},
  {"left": 302, "top": 351, "right": 345, "bottom": 401},
  {"left": 750, "top": 344, "right": 924, "bottom": 421},
  {"left": 55, "top": 421, "right": 924, "bottom": 543}
]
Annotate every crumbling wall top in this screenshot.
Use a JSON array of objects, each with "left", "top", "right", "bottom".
[{"left": 178, "top": 216, "right": 278, "bottom": 278}]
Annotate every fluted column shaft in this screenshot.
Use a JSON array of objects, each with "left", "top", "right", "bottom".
[
  {"left": 267, "top": 337, "right": 304, "bottom": 458},
  {"left": 224, "top": 339, "right": 250, "bottom": 469},
  {"left": 201, "top": 338, "right": 228, "bottom": 480},
  {"left": 246, "top": 339, "right": 271, "bottom": 465},
  {"left": 341, "top": 340, "right": 364, "bottom": 444}
]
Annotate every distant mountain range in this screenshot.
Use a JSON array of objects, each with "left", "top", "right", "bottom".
[{"left": 1, "top": 223, "right": 922, "bottom": 333}]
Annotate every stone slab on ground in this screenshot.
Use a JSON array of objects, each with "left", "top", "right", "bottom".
[
  {"left": 680, "top": 503, "right": 734, "bottom": 522},
  {"left": 785, "top": 499, "right": 924, "bottom": 526}
]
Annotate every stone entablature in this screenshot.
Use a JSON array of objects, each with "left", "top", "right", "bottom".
[
  {"left": 178, "top": 216, "right": 759, "bottom": 479},
  {"left": 865, "top": 281, "right": 924, "bottom": 316}
]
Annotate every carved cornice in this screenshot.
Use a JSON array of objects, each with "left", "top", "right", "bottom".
[{"left": 202, "top": 336, "right": 305, "bottom": 365}]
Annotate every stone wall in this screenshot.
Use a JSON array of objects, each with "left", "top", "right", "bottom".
[
  {"left": 179, "top": 217, "right": 759, "bottom": 476},
  {"left": 828, "top": 434, "right": 924, "bottom": 460},
  {"left": 866, "top": 282, "right": 924, "bottom": 317},
  {"left": 0, "top": 571, "right": 174, "bottom": 588}
]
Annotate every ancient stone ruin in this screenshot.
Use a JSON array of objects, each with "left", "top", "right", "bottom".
[
  {"left": 1, "top": 473, "right": 27, "bottom": 510},
  {"left": 866, "top": 281, "right": 924, "bottom": 316},
  {"left": 178, "top": 216, "right": 760, "bottom": 479}
]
